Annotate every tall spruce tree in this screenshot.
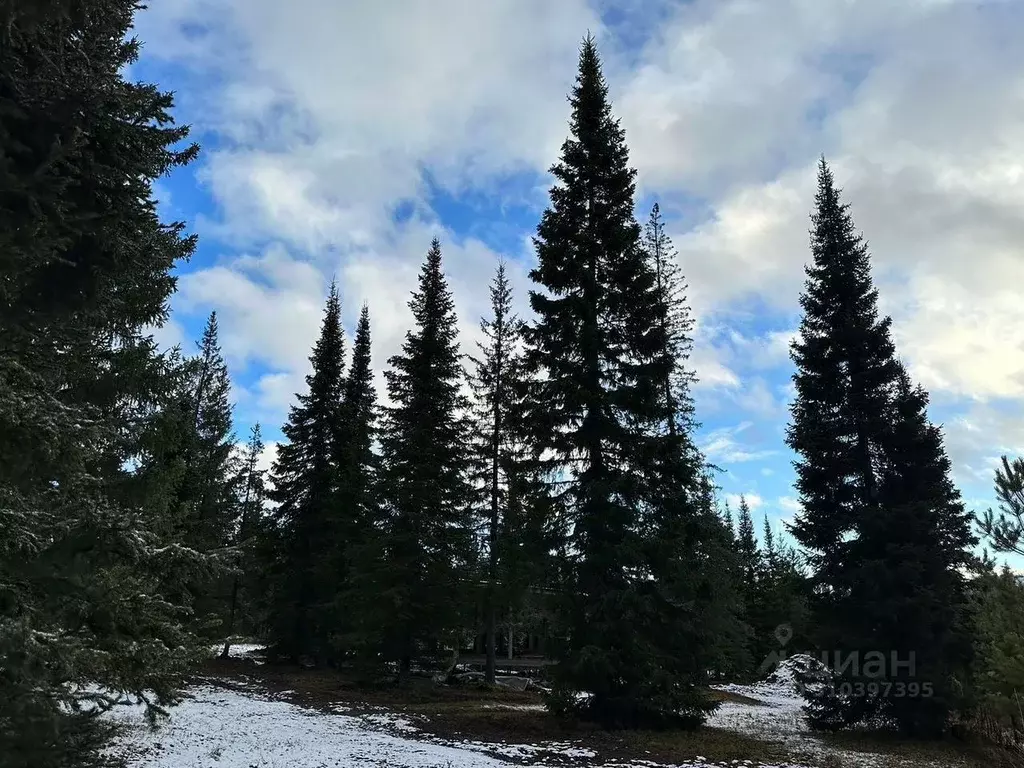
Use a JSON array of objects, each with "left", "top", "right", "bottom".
[
  {"left": 844, "top": 363, "right": 976, "bottom": 735},
  {"left": 736, "top": 496, "right": 758, "bottom": 587},
  {"left": 787, "top": 159, "right": 975, "bottom": 736},
  {"left": 222, "top": 424, "right": 266, "bottom": 657},
  {"left": 329, "top": 304, "right": 379, "bottom": 659},
  {"left": 524, "top": 36, "right": 717, "bottom": 727},
  {"left": 787, "top": 158, "right": 901, "bottom": 589},
  {"left": 0, "top": 2, "right": 210, "bottom": 765},
  {"left": 374, "top": 239, "right": 474, "bottom": 684},
  {"left": 467, "top": 262, "right": 526, "bottom": 684},
  {"left": 644, "top": 202, "right": 696, "bottom": 437},
  {"left": 266, "top": 284, "right": 345, "bottom": 663},
  {"left": 181, "top": 312, "right": 237, "bottom": 552}
]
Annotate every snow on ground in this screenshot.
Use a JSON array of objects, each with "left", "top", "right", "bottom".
[
  {"left": 106, "top": 683, "right": 807, "bottom": 768},
  {"left": 708, "top": 656, "right": 947, "bottom": 768},
  {"left": 209, "top": 642, "right": 265, "bottom": 659},
  {"left": 104, "top": 650, "right": 952, "bottom": 768}
]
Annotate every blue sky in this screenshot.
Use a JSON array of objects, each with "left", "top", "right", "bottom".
[{"left": 131, "top": 0, "right": 1024, "bottom": 567}]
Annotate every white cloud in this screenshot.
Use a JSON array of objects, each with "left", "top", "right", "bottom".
[
  {"left": 942, "top": 402, "right": 1024, "bottom": 487},
  {"left": 777, "top": 496, "right": 802, "bottom": 515},
  {"left": 135, "top": 0, "right": 1024, "bottom": 497},
  {"left": 725, "top": 493, "right": 764, "bottom": 512},
  {"left": 701, "top": 422, "right": 778, "bottom": 464},
  {"left": 256, "top": 441, "right": 280, "bottom": 477}
]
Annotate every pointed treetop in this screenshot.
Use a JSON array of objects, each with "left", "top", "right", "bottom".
[
  {"left": 199, "top": 310, "right": 220, "bottom": 351},
  {"left": 356, "top": 302, "right": 371, "bottom": 334},
  {"left": 347, "top": 303, "right": 373, "bottom": 389},
  {"left": 762, "top": 515, "right": 777, "bottom": 558}
]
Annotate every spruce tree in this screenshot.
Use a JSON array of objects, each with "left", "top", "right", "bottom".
[
  {"left": 222, "top": 424, "right": 266, "bottom": 657},
  {"left": 181, "top": 312, "right": 238, "bottom": 552},
  {"left": 736, "top": 496, "right": 758, "bottom": 587},
  {"left": 644, "top": 202, "right": 696, "bottom": 437},
  {"left": 750, "top": 516, "right": 811, "bottom": 676},
  {"left": 787, "top": 159, "right": 975, "bottom": 736},
  {"left": 524, "top": 36, "right": 717, "bottom": 727},
  {"left": 841, "top": 363, "right": 976, "bottom": 736},
  {"left": 266, "top": 284, "right": 345, "bottom": 663},
  {"left": 164, "top": 312, "right": 238, "bottom": 636},
  {"left": 972, "top": 565, "right": 1024, "bottom": 736},
  {"left": 467, "top": 262, "right": 526, "bottom": 684},
  {"left": 0, "top": 2, "right": 209, "bottom": 765},
  {"left": 787, "top": 158, "right": 901, "bottom": 589},
  {"left": 374, "top": 239, "right": 474, "bottom": 684},
  {"left": 329, "top": 304, "right": 379, "bottom": 659}
]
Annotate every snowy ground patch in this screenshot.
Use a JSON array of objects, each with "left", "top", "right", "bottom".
[
  {"left": 106, "top": 684, "right": 806, "bottom": 768},
  {"left": 708, "top": 656, "right": 951, "bottom": 768},
  {"left": 208, "top": 642, "right": 265, "bottom": 660}
]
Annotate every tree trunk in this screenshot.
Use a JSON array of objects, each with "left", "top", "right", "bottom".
[
  {"left": 485, "top": 330, "right": 504, "bottom": 685},
  {"left": 221, "top": 575, "right": 240, "bottom": 659},
  {"left": 399, "top": 653, "right": 411, "bottom": 686}
]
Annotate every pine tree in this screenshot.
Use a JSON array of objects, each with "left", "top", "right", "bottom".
[
  {"left": 0, "top": 3, "right": 209, "bottom": 765},
  {"left": 787, "top": 159, "right": 975, "bottom": 736},
  {"left": 466, "top": 262, "right": 527, "bottom": 684},
  {"left": 524, "top": 36, "right": 717, "bottom": 727},
  {"left": 221, "top": 424, "right": 266, "bottom": 657},
  {"left": 374, "top": 239, "right": 474, "bottom": 684},
  {"left": 979, "top": 455, "right": 1024, "bottom": 557},
  {"left": 329, "top": 304, "right": 379, "bottom": 660},
  {"left": 266, "top": 284, "right": 345, "bottom": 663}
]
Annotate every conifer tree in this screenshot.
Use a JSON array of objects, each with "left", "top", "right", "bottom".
[
  {"left": 374, "top": 239, "right": 474, "bottom": 683},
  {"left": 762, "top": 516, "right": 778, "bottom": 570},
  {"left": 721, "top": 501, "right": 735, "bottom": 540},
  {"left": 787, "top": 159, "right": 975, "bottom": 736},
  {"left": 222, "top": 424, "right": 266, "bottom": 657},
  {"left": 736, "top": 496, "right": 758, "bottom": 587},
  {"left": 266, "top": 284, "right": 345, "bottom": 663},
  {"left": 644, "top": 202, "right": 696, "bottom": 437},
  {"left": 749, "top": 516, "right": 811, "bottom": 676},
  {"left": 787, "top": 158, "right": 901, "bottom": 589},
  {"left": 329, "top": 304, "right": 379, "bottom": 659},
  {"left": 524, "top": 36, "right": 718, "bottom": 727},
  {"left": 972, "top": 565, "right": 1024, "bottom": 738},
  {"left": 161, "top": 312, "right": 239, "bottom": 635},
  {"left": 839, "top": 364, "right": 976, "bottom": 736},
  {"left": 467, "top": 262, "right": 526, "bottom": 684},
  {"left": 182, "top": 312, "right": 238, "bottom": 551},
  {"left": 979, "top": 455, "right": 1024, "bottom": 557},
  {"left": 0, "top": 2, "right": 209, "bottom": 764}
]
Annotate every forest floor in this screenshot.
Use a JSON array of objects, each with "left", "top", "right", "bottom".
[{"left": 104, "top": 645, "right": 1015, "bottom": 768}]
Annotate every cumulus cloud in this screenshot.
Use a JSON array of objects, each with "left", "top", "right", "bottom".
[
  {"left": 134, "top": 0, "right": 1024, "bottom": 501},
  {"left": 701, "top": 422, "right": 778, "bottom": 464}
]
